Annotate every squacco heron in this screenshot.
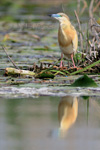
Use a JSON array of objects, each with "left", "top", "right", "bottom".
[
  {"left": 50, "top": 13, "right": 78, "bottom": 68},
  {"left": 58, "top": 96, "right": 78, "bottom": 137}
]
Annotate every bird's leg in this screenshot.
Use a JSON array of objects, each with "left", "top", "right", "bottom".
[
  {"left": 71, "top": 53, "right": 76, "bottom": 68},
  {"left": 60, "top": 53, "right": 63, "bottom": 68}
]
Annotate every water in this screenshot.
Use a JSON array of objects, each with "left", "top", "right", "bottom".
[{"left": 1, "top": 95, "right": 100, "bottom": 150}]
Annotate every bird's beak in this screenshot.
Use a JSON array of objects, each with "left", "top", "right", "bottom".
[{"left": 48, "top": 14, "right": 60, "bottom": 18}]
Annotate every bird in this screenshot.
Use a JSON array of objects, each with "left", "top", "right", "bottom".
[
  {"left": 58, "top": 96, "right": 78, "bottom": 136},
  {"left": 49, "top": 13, "right": 78, "bottom": 68}
]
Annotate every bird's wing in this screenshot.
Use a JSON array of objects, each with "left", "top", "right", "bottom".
[{"left": 70, "top": 25, "right": 78, "bottom": 53}]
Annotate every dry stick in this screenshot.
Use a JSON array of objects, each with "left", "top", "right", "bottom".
[
  {"left": 2, "top": 46, "right": 19, "bottom": 69},
  {"left": 74, "top": 10, "right": 83, "bottom": 52},
  {"left": 93, "top": 1, "right": 100, "bottom": 13},
  {"left": 89, "top": 0, "right": 100, "bottom": 54},
  {"left": 80, "top": 0, "right": 87, "bottom": 15},
  {"left": 89, "top": 0, "right": 94, "bottom": 31},
  {"left": 88, "top": 0, "right": 94, "bottom": 58},
  {"left": 91, "top": 24, "right": 100, "bottom": 29},
  {"left": 62, "top": 3, "right": 65, "bottom": 13},
  {"left": 89, "top": 0, "right": 94, "bottom": 18},
  {"left": 77, "top": 0, "right": 81, "bottom": 13}
]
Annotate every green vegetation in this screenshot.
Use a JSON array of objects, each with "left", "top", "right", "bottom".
[{"left": 71, "top": 74, "right": 98, "bottom": 87}]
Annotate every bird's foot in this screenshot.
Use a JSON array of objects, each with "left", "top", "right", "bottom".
[
  {"left": 70, "top": 66, "right": 82, "bottom": 71},
  {"left": 59, "top": 60, "right": 66, "bottom": 69},
  {"left": 60, "top": 66, "right": 67, "bottom": 70}
]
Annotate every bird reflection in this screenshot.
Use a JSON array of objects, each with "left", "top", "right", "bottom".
[{"left": 58, "top": 96, "right": 78, "bottom": 137}]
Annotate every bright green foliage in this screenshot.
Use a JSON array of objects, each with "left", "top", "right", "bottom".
[{"left": 71, "top": 74, "right": 98, "bottom": 87}]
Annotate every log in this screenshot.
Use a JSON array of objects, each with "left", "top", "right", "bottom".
[{"left": 5, "top": 67, "right": 35, "bottom": 76}]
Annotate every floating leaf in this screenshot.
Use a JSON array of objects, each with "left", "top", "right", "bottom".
[
  {"left": 36, "top": 71, "right": 54, "bottom": 79},
  {"left": 71, "top": 74, "right": 98, "bottom": 87}
]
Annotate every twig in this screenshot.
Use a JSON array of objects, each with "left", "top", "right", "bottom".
[
  {"left": 93, "top": 1, "right": 100, "bottom": 13},
  {"left": 91, "top": 24, "right": 100, "bottom": 28},
  {"left": 2, "top": 46, "right": 19, "bottom": 69},
  {"left": 89, "top": 0, "right": 94, "bottom": 18},
  {"left": 31, "top": 34, "right": 40, "bottom": 41},
  {"left": 91, "top": 23, "right": 100, "bottom": 33},
  {"left": 77, "top": 0, "right": 81, "bottom": 13},
  {"left": 62, "top": 3, "right": 65, "bottom": 13},
  {"left": 74, "top": 10, "right": 83, "bottom": 51},
  {"left": 89, "top": 18, "right": 100, "bottom": 45},
  {"left": 80, "top": 0, "right": 87, "bottom": 15},
  {"left": 89, "top": 0, "right": 100, "bottom": 56}
]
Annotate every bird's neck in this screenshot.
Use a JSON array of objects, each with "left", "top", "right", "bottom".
[
  {"left": 59, "top": 20, "right": 71, "bottom": 28},
  {"left": 59, "top": 22, "right": 71, "bottom": 30}
]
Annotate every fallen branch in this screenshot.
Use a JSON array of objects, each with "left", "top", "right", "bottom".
[{"left": 5, "top": 67, "right": 35, "bottom": 76}]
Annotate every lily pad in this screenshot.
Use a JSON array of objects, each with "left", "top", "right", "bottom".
[{"left": 71, "top": 74, "right": 98, "bottom": 87}]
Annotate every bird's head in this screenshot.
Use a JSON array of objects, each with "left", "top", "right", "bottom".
[{"left": 49, "top": 13, "right": 70, "bottom": 25}]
